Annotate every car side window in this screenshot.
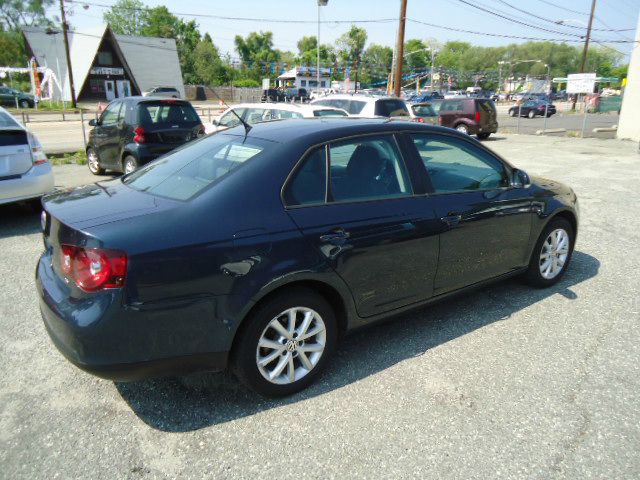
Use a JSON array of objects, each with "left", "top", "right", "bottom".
[
  {"left": 410, "top": 134, "right": 509, "bottom": 193},
  {"left": 219, "top": 109, "right": 246, "bottom": 128},
  {"left": 245, "top": 108, "right": 269, "bottom": 125},
  {"left": 283, "top": 148, "right": 327, "bottom": 206},
  {"left": 329, "top": 135, "right": 412, "bottom": 203},
  {"left": 100, "top": 102, "right": 121, "bottom": 126}
]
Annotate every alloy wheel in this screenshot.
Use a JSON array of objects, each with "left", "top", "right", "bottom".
[
  {"left": 87, "top": 150, "right": 101, "bottom": 173},
  {"left": 456, "top": 124, "right": 469, "bottom": 134},
  {"left": 124, "top": 159, "right": 136, "bottom": 174},
  {"left": 539, "top": 228, "right": 570, "bottom": 279},
  {"left": 255, "top": 307, "right": 326, "bottom": 385}
]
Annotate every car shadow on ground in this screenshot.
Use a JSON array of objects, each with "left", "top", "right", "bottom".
[
  {"left": 0, "top": 203, "right": 42, "bottom": 240},
  {"left": 116, "top": 250, "right": 600, "bottom": 433}
]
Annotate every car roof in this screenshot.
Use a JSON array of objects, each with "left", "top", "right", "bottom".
[
  {"left": 224, "top": 103, "right": 348, "bottom": 116},
  {"left": 311, "top": 94, "right": 402, "bottom": 103},
  {"left": 221, "top": 117, "right": 460, "bottom": 144},
  {"left": 121, "top": 96, "right": 189, "bottom": 103}
]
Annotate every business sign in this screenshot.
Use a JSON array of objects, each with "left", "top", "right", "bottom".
[
  {"left": 262, "top": 78, "right": 270, "bottom": 90},
  {"left": 567, "top": 73, "right": 596, "bottom": 94},
  {"left": 90, "top": 67, "right": 124, "bottom": 76}
]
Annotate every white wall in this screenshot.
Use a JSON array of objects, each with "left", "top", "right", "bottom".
[{"left": 618, "top": 14, "right": 640, "bottom": 142}]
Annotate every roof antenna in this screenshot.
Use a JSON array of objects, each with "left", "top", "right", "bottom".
[{"left": 208, "top": 87, "right": 252, "bottom": 135}]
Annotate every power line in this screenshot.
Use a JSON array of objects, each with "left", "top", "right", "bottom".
[
  {"left": 532, "top": 0, "right": 590, "bottom": 16},
  {"left": 65, "top": 0, "right": 396, "bottom": 24},
  {"left": 490, "top": 0, "right": 635, "bottom": 32},
  {"left": 407, "top": 17, "right": 635, "bottom": 43}
]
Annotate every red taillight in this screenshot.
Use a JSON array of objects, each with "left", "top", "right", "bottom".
[
  {"left": 60, "top": 245, "right": 127, "bottom": 292},
  {"left": 134, "top": 126, "right": 146, "bottom": 144},
  {"left": 475, "top": 111, "right": 481, "bottom": 123}
]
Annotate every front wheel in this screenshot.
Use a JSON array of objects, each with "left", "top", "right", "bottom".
[
  {"left": 123, "top": 155, "right": 139, "bottom": 174},
  {"left": 477, "top": 132, "right": 491, "bottom": 140},
  {"left": 509, "top": 109, "right": 516, "bottom": 117},
  {"left": 19, "top": 99, "right": 31, "bottom": 108},
  {"left": 524, "top": 217, "right": 574, "bottom": 288},
  {"left": 86, "top": 148, "right": 105, "bottom": 175},
  {"left": 528, "top": 110, "right": 536, "bottom": 119},
  {"left": 455, "top": 123, "right": 469, "bottom": 135},
  {"left": 232, "top": 289, "right": 337, "bottom": 397}
]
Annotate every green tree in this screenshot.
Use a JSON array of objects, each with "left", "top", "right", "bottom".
[
  {"left": 193, "top": 36, "right": 230, "bottom": 86},
  {"left": 142, "top": 5, "right": 178, "bottom": 38},
  {"left": 103, "top": 0, "right": 148, "bottom": 36},
  {"left": 0, "top": 0, "right": 55, "bottom": 30},
  {"left": 336, "top": 25, "right": 367, "bottom": 88},
  {"left": 234, "top": 31, "right": 280, "bottom": 81},
  {"left": 360, "top": 43, "right": 393, "bottom": 86},
  {"left": 0, "top": 28, "right": 26, "bottom": 65}
]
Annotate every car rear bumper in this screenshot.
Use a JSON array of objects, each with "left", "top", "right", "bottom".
[
  {"left": 0, "top": 163, "right": 54, "bottom": 205},
  {"left": 36, "top": 252, "right": 230, "bottom": 381}
]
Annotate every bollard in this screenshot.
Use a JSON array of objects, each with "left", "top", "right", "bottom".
[
  {"left": 21, "top": 111, "right": 25, "bottom": 125},
  {"left": 517, "top": 103, "right": 522, "bottom": 134},
  {"left": 543, "top": 101, "right": 549, "bottom": 132},
  {"left": 581, "top": 104, "right": 588, "bottom": 138},
  {"left": 80, "top": 109, "right": 87, "bottom": 149}
]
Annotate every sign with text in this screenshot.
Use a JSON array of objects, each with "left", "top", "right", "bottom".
[
  {"left": 567, "top": 73, "right": 596, "bottom": 94},
  {"left": 262, "top": 78, "right": 270, "bottom": 90},
  {"left": 90, "top": 67, "right": 124, "bottom": 76}
]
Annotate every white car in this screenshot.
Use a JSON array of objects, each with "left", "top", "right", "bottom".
[
  {"left": 205, "top": 102, "right": 349, "bottom": 134},
  {"left": 141, "top": 86, "right": 181, "bottom": 98},
  {"left": 0, "top": 107, "right": 53, "bottom": 206},
  {"left": 310, "top": 94, "right": 410, "bottom": 118}
]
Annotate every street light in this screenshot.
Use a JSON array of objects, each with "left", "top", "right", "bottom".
[
  {"left": 404, "top": 47, "right": 438, "bottom": 92},
  {"left": 317, "top": 0, "right": 328, "bottom": 92}
]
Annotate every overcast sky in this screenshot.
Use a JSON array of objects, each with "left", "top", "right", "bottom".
[{"left": 64, "top": 0, "right": 639, "bottom": 61}]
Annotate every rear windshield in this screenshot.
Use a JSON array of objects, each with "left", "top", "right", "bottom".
[
  {"left": 374, "top": 99, "right": 409, "bottom": 117},
  {"left": 313, "top": 109, "right": 348, "bottom": 117},
  {"left": 0, "top": 130, "right": 28, "bottom": 146},
  {"left": 137, "top": 101, "right": 200, "bottom": 126},
  {"left": 477, "top": 100, "right": 496, "bottom": 113},
  {"left": 0, "top": 111, "right": 20, "bottom": 128},
  {"left": 122, "top": 134, "right": 270, "bottom": 201},
  {"left": 412, "top": 104, "right": 436, "bottom": 117}
]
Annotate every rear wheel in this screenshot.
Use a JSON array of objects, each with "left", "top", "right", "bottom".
[
  {"left": 232, "top": 289, "right": 337, "bottom": 397},
  {"left": 123, "top": 155, "right": 139, "bottom": 174},
  {"left": 509, "top": 109, "right": 516, "bottom": 117},
  {"left": 455, "top": 123, "right": 469, "bottom": 135},
  {"left": 528, "top": 110, "right": 536, "bottom": 119},
  {"left": 524, "top": 217, "right": 574, "bottom": 288},
  {"left": 86, "top": 147, "right": 105, "bottom": 175},
  {"left": 477, "top": 132, "right": 491, "bottom": 140}
]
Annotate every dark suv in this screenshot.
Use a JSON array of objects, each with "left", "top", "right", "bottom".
[
  {"left": 284, "top": 88, "right": 309, "bottom": 102},
  {"left": 261, "top": 88, "right": 285, "bottom": 102},
  {"left": 86, "top": 97, "right": 203, "bottom": 175},
  {"left": 438, "top": 98, "right": 498, "bottom": 139}
]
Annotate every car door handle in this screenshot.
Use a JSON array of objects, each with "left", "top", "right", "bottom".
[
  {"left": 441, "top": 214, "right": 462, "bottom": 227},
  {"left": 320, "top": 228, "right": 350, "bottom": 244}
]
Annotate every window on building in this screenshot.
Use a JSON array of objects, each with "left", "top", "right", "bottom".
[
  {"left": 300, "top": 80, "right": 306, "bottom": 87},
  {"left": 97, "top": 51, "right": 113, "bottom": 66},
  {"left": 320, "top": 81, "right": 326, "bottom": 87}
]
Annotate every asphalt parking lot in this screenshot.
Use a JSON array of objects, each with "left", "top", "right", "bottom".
[{"left": 1, "top": 134, "right": 639, "bottom": 479}]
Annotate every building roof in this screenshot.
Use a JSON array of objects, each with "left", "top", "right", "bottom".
[
  {"left": 277, "top": 66, "right": 331, "bottom": 79},
  {"left": 115, "top": 34, "right": 184, "bottom": 96},
  {"left": 22, "top": 26, "right": 185, "bottom": 101}
]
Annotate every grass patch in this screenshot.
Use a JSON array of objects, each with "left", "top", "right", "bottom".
[{"left": 50, "top": 151, "right": 87, "bottom": 166}]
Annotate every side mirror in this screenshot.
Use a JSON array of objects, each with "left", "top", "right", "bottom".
[
  {"left": 211, "top": 119, "right": 218, "bottom": 126},
  {"left": 511, "top": 168, "right": 531, "bottom": 188},
  {"left": 88, "top": 119, "right": 97, "bottom": 127}
]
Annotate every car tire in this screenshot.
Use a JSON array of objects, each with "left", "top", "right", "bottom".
[
  {"left": 86, "top": 147, "right": 105, "bottom": 175},
  {"left": 509, "top": 109, "right": 516, "bottom": 117},
  {"left": 19, "top": 99, "right": 31, "bottom": 108},
  {"left": 524, "top": 217, "right": 574, "bottom": 288},
  {"left": 528, "top": 110, "right": 536, "bottom": 119},
  {"left": 455, "top": 124, "right": 469, "bottom": 135},
  {"left": 477, "top": 133, "right": 491, "bottom": 140},
  {"left": 232, "top": 288, "right": 337, "bottom": 397},
  {"left": 123, "top": 155, "right": 139, "bottom": 174}
]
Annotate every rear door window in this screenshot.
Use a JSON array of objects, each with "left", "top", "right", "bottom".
[
  {"left": 313, "top": 109, "right": 348, "bottom": 117},
  {"left": 347, "top": 100, "right": 367, "bottom": 115},
  {"left": 440, "top": 100, "right": 465, "bottom": 112},
  {"left": 283, "top": 148, "right": 327, "bottom": 206},
  {"left": 218, "top": 109, "right": 246, "bottom": 128}
]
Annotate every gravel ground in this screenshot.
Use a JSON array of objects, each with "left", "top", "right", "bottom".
[{"left": 1, "top": 134, "right": 639, "bottom": 479}]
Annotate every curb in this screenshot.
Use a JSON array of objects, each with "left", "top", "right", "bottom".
[{"left": 536, "top": 128, "right": 567, "bottom": 135}]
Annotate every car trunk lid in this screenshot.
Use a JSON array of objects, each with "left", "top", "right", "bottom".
[
  {"left": 476, "top": 99, "right": 497, "bottom": 126},
  {"left": 0, "top": 128, "right": 32, "bottom": 178}
]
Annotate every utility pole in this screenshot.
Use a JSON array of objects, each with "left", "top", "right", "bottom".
[
  {"left": 393, "top": 0, "right": 407, "bottom": 97},
  {"left": 59, "top": 0, "right": 77, "bottom": 108},
  {"left": 317, "top": 1, "right": 328, "bottom": 92},
  {"left": 580, "top": 0, "right": 597, "bottom": 73}
]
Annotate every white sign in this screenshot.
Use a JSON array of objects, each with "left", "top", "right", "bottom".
[
  {"left": 567, "top": 73, "right": 596, "bottom": 94},
  {"left": 90, "top": 67, "right": 124, "bottom": 76},
  {"left": 262, "top": 78, "right": 270, "bottom": 90}
]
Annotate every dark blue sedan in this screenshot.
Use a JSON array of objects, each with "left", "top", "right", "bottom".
[{"left": 36, "top": 119, "right": 579, "bottom": 396}]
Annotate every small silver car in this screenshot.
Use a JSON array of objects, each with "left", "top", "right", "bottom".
[
  {"left": 0, "top": 107, "right": 54, "bottom": 206},
  {"left": 141, "top": 86, "right": 181, "bottom": 99}
]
